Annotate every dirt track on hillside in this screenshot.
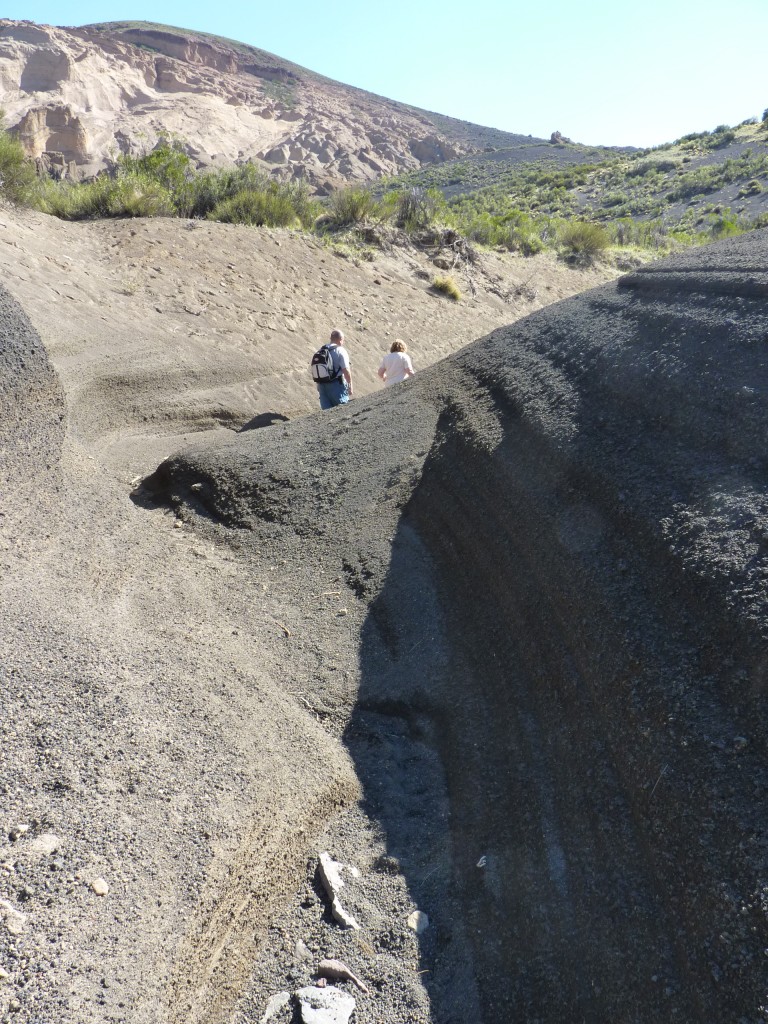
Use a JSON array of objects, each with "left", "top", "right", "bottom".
[{"left": 2, "top": 210, "right": 768, "bottom": 1024}]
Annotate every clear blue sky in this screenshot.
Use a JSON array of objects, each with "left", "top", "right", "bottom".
[{"left": 8, "top": 0, "right": 768, "bottom": 148}]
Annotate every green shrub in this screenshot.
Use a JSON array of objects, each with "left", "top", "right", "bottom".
[
  {"left": 461, "top": 211, "right": 496, "bottom": 245},
  {"left": 177, "top": 164, "right": 272, "bottom": 218},
  {"left": 432, "top": 275, "right": 461, "bottom": 300},
  {"left": 36, "top": 173, "right": 174, "bottom": 219},
  {"left": 209, "top": 185, "right": 298, "bottom": 227},
  {"left": 107, "top": 175, "right": 175, "bottom": 217},
  {"left": 119, "top": 138, "right": 192, "bottom": 196},
  {"left": 706, "top": 210, "right": 742, "bottom": 239},
  {"left": 710, "top": 130, "right": 736, "bottom": 148},
  {"left": 0, "top": 122, "right": 37, "bottom": 205},
  {"left": 391, "top": 187, "right": 445, "bottom": 231},
  {"left": 738, "top": 179, "right": 763, "bottom": 197},
  {"left": 328, "top": 186, "right": 379, "bottom": 225},
  {"left": 497, "top": 210, "right": 548, "bottom": 254},
  {"left": 510, "top": 230, "right": 545, "bottom": 255},
  {"left": 627, "top": 158, "right": 679, "bottom": 177},
  {"left": 559, "top": 220, "right": 610, "bottom": 260}
]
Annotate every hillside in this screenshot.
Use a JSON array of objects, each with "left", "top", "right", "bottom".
[
  {"left": 0, "top": 18, "right": 615, "bottom": 192},
  {"left": 394, "top": 119, "right": 768, "bottom": 242},
  {"left": 1, "top": 17, "right": 768, "bottom": 1024}
]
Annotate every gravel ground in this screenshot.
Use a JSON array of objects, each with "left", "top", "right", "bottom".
[{"left": 2, "top": 213, "right": 768, "bottom": 1024}]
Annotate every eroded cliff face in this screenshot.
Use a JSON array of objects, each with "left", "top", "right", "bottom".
[{"left": 0, "top": 19, "right": 470, "bottom": 187}]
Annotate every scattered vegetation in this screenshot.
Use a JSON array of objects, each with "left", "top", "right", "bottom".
[
  {"left": 432, "top": 275, "right": 461, "bottom": 301},
  {"left": 387, "top": 187, "right": 446, "bottom": 230},
  {"left": 2, "top": 111, "right": 768, "bottom": 269},
  {"left": 28, "top": 136, "right": 319, "bottom": 228},
  {"left": 262, "top": 80, "right": 296, "bottom": 109}
]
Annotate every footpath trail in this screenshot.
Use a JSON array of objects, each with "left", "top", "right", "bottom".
[{"left": 2, "top": 205, "right": 768, "bottom": 1024}]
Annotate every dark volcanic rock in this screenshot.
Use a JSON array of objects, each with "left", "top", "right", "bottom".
[
  {"left": 148, "top": 230, "right": 768, "bottom": 1023},
  {"left": 0, "top": 284, "right": 64, "bottom": 496}
]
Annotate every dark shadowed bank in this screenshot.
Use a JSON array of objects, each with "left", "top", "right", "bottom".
[{"left": 147, "top": 231, "right": 768, "bottom": 1023}]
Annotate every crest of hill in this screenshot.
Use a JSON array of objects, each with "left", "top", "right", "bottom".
[{"left": 2, "top": 17, "right": 617, "bottom": 191}]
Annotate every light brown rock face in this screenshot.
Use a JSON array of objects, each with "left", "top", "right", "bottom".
[
  {"left": 0, "top": 18, "right": 509, "bottom": 188},
  {"left": 16, "top": 105, "right": 90, "bottom": 163}
]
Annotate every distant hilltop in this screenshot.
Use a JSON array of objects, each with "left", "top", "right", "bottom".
[{"left": 1, "top": 18, "right": 558, "bottom": 190}]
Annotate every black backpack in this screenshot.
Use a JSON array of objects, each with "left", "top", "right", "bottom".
[{"left": 310, "top": 344, "right": 340, "bottom": 383}]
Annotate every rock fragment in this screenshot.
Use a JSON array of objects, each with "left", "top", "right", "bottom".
[
  {"left": 260, "top": 991, "right": 291, "bottom": 1022},
  {"left": 407, "top": 910, "right": 429, "bottom": 934},
  {"left": 0, "top": 899, "right": 25, "bottom": 935},
  {"left": 20, "top": 833, "right": 61, "bottom": 859},
  {"left": 295, "top": 938, "right": 313, "bottom": 960},
  {"left": 91, "top": 877, "right": 109, "bottom": 896},
  {"left": 317, "top": 852, "right": 360, "bottom": 930},
  {"left": 317, "top": 958, "right": 369, "bottom": 994},
  {"left": 296, "top": 985, "right": 355, "bottom": 1024}
]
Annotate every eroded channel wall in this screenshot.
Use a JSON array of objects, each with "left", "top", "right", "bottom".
[{"left": 386, "top": 239, "right": 768, "bottom": 1021}]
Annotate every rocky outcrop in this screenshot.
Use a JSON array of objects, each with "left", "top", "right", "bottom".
[
  {"left": 408, "top": 133, "right": 460, "bottom": 163},
  {"left": 15, "top": 104, "right": 90, "bottom": 163},
  {"left": 0, "top": 18, "right": 487, "bottom": 187}
]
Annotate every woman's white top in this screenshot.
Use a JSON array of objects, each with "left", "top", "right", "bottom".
[{"left": 380, "top": 351, "right": 414, "bottom": 386}]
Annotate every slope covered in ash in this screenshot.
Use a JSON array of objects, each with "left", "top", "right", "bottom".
[
  {"left": 0, "top": 284, "right": 63, "bottom": 500},
  {"left": 149, "top": 229, "right": 768, "bottom": 1023}
]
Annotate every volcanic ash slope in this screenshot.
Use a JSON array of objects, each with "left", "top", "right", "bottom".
[{"left": 150, "top": 229, "right": 768, "bottom": 1023}]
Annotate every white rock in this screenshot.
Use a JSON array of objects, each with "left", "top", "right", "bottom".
[
  {"left": 296, "top": 985, "right": 356, "bottom": 1024},
  {"left": 0, "top": 899, "right": 25, "bottom": 936},
  {"left": 24, "top": 833, "right": 61, "bottom": 858},
  {"left": 91, "top": 877, "right": 109, "bottom": 896},
  {"left": 260, "top": 991, "right": 291, "bottom": 1023},
  {"left": 0, "top": 966, "right": 10, "bottom": 982},
  {"left": 317, "top": 852, "right": 360, "bottom": 930},
  {"left": 407, "top": 910, "right": 430, "bottom": 934}
]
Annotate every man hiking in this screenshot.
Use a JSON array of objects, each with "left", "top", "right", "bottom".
[{"left": 311, "top": 329, "right": 353, "bottom": 409}]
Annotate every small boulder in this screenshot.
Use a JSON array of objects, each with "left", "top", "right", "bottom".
[
  {"left": 295, "top": 986, "right": 355, "bottom": 1024},
  {"left": 407, "top": 909, "right": 429, "bottom": 934}
]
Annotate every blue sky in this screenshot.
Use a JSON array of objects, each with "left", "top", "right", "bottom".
[{"left": 8, "top": 0, "right": 768, "bottom": 148}]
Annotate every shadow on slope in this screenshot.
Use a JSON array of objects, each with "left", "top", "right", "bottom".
[
  {"left": 347, "top": 230, "right": 768, "bottom": 1022},
  {"left": 145, "top": 229, "right": 768, "bottom": 1022}
]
